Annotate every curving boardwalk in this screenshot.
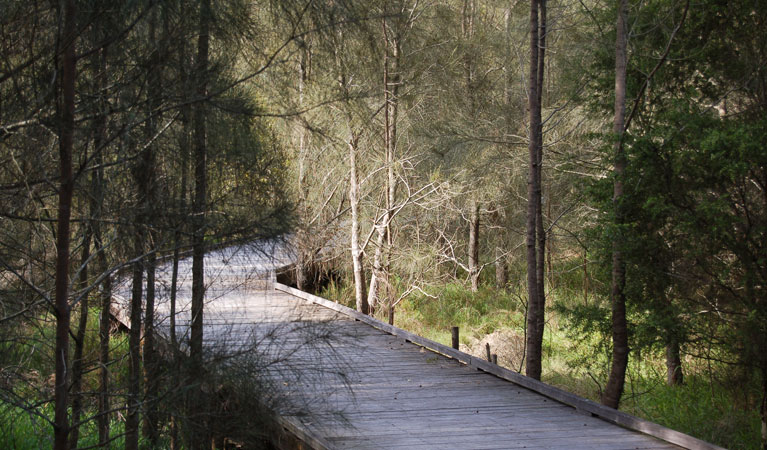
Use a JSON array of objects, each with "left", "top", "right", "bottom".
[{"left": 114, "top": 244, "right": 721, "bottom": 450}]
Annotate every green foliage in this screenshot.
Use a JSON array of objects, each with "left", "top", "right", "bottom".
[
  {"left": 397, "top": 283, "right": 525, "bottom": 342},
  {"left": 0, "top": 402, "right": 138, "bottom": 449},
  {"left": 622, "top": 376, "right": 762, "bottom": 449}
]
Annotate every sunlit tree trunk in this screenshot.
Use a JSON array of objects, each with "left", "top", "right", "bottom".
[
  {"left": 468, "top": 200, "right": 480, "bottom": 292},
  {"left": 370, "top": 13, "right": 400, "bottom": 316},
  {"left": 349, "top": 132, "right": 369, "bottom": 314},
  {"left": 603, "top": 0, "right": 629, "bottom": 409},
  {"left": 294, "top": 43, "right": 312, "bottom": 292}
]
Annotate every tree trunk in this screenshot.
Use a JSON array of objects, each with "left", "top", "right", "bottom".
[
  {"left": 665, "top": 339, "right": 683, "bottom": 386},
  {"left": 91, "top": 40, "right": 111, "bottom": 445},
  {"left": 602, "top": 0, "right": 629, "bottom": 409},
  {"left": 524, "top": 0, "right": 543, "bottom": 381},
  {"left": 53, "top": 1, "right": 76, "bottom": 447},
  {"left": 368, "top": 229, "right": 386, "bottom": 312},
  {"left": 469, "top": 200, "right": 480, "bottom": 292},
  {"left": 171, "top": 75, "right": 191, "bottom": 355},
  {"left": 190, "top": 0, "right": 211, "bottom": 446},
  {"left": 370, "top": 13, "right": 400, "bottom": 313},
  {"left": 68, "top": 228, "right": 91, "bottom": 449},
  {"left": 126, "top": 249, "right": 143, "bottom": 450},
  {"left": 384, "top": 20, "right": 399, "bottom": 323},
  {"left": 169, "top": 68, "right": 190, "bottom": 449},
  {"left": 96, "top": 229, "right": 112, "bottom": 446},
  {"left": 761, "top": 369, "right": 766, "bottom": 450},
  {"left": 349, "top": 132, "right": 369, "bottom": 314},
  {"left": 533, "top": 0, "right": 548, "bottom": 372},
  {"left": 143, "top": 248, "right": 159, "bottom": 443},
  {"left": 142, "top": 9, "right": 161, "bottom": 442}
]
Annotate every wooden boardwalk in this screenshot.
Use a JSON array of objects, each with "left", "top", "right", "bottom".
[{"left": 116, "top": 245, "right": 721, "bottom": 449}]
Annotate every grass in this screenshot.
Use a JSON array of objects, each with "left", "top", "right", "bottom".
[
  {"left": 0, "top": 307, "right": 133, "bottom": 449},
  {"left": 622, "top": 376, "right": 761, "bottom": 448},
  {"left": 0, "top": 403, "right": 137, "bottom": 449}
]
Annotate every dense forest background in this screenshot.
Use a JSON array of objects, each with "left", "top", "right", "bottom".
[{"left": 1, "top": 0, "right": 765, "bottom": 448}]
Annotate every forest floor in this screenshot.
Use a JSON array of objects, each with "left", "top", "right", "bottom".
[{"left": 322, "top": 279, "right": 762, "bottom": 449}]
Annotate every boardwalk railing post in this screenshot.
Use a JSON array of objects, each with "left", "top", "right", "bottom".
[
  {"left": 451, "top": 326, "right": 459, "bottom": 350},
  {"left": 485, "top": 343, "right": 492, "bottom": 362},
  {"left": 492, "top": 354, "right": 498, "bottom": 365}
]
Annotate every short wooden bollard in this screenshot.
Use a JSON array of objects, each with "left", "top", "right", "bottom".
[
  {"left": 485, "top": 343, "right": 492, "bottom": 362},
  {"left": 451, "top": 326, "right": 459, "bottom": 350},
  {"left": 492, "top": 354, "right": 498, "bottom": 364}
]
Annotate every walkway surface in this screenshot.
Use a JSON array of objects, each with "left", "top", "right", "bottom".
[{"left": 114, "top": 243, "right": 720, "bottom": 449}]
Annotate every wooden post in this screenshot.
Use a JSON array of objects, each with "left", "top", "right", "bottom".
[
  {"left": 485, "top": 343, "right": 492, "bottom": 362},
  {"left": 451, "top": 327, "right": 460, "bottom": 350},
  {"left": 492, "top": 354, "right": 498, "bottom": 365}
]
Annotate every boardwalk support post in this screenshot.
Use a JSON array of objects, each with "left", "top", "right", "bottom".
[
  {"left": 451, "top": 326, "right": 460, "bottom": 350},
  {"left": 485, "top": 343, "right": 492, "bottom": 362}
]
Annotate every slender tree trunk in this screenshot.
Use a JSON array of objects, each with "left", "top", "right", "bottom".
[
  {"left": 497, "top": 8, "right": 512, "bottom": 293},
  {"left": 602, "top": 0, "right": 629, "bottom": 409},
  {"left": 171, "top": 65, "right": 191, "bottom": 354},
  {"left": 126, "top": 245, "right": 143, "bottom": 450},
  {"left": 68, "top": 228, "right": 91, "bottom": 449},
  {"left": 143, "top": 247, "right": 159, "bottom": 443},
  {"left": 191, "top": 0, "right": 210, "bottom": 375},
  {"left": 53, "top": 1, "right": 76, "bottom": 447},
  {"left": 190, "top": 0, "right": 211, "bottom": 446},
  {"left": 96, "top": 231, "right": 112, "bottom": 446},
  {"left": 665, "top": 339, "right": 683, "bottom": 386},
  {"left": 368, "top": 228, "right": 385, "bottom": 312},
  {"left": 384, "top": 18, "right": 399, "bottom": 324},
  {"left": 760, "top": 369, "right": 766, "bottom": 450},
  {"left": 370, "top": 13, "right": 399, "bottom": 314},
  {"left": 469, "top": 200, "right": 480, "bottom": 292},
  {"left": 533, "top": 0, "right": 548, "bottom": 369},
  {"left": 91, "top": 41, "right": 110, "bottom": 445},
  {"left": 462, "top": 1, "right": 480, "bottom": 294},
  {"left": 349, "top": 132, "right": 369, "bottom": 314},
  {"left": 295, "top": 45, "right": 312, "bottom": 293},
  {"left": 169, "top": 31, "right": 192, "bottom": 448},
  {"left": 524, "top": 0, "right": 543, "bottom": 381},
  {"left": 142, "top": 9, "right": 161, "bottom": 443}
]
